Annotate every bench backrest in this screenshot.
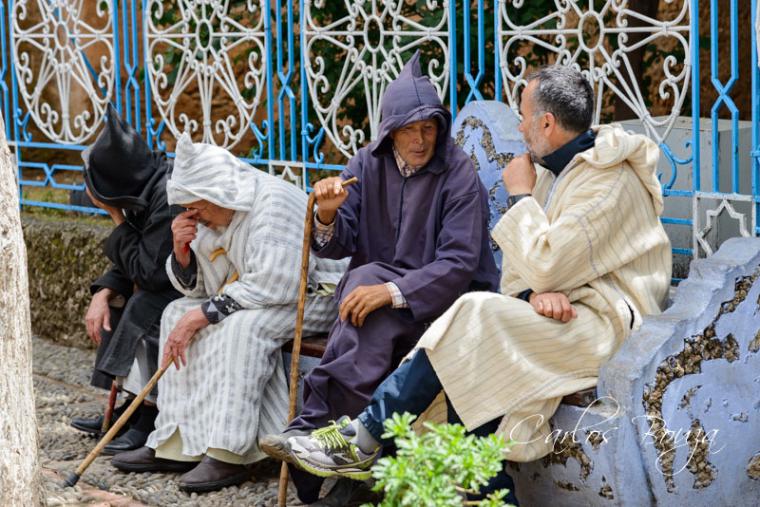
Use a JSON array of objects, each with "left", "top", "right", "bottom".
[{"left": 451, "top": 101, "right": 526, "bottom": 268}]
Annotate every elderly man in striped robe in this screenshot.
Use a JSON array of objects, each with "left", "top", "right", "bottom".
[
  {"left": 269, "top": 65, "right": 672, "bottom": 502},
  {"left": 110, "top": 134, "right": 346, "bottom": 493}
]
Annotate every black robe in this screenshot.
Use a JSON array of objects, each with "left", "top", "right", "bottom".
[{"left": 90, "top": 157, "right": 181, "bottom": 390}]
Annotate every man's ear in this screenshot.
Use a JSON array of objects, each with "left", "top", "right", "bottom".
[{"left": 543, "top": 112, "right": 556, "bottom": 133}]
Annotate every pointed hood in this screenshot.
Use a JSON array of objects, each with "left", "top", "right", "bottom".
[
  {"left": 166, "top": 133, "right": 260, "bottom": 210},
  {"left": 370, "top": 51, "right": 452, "bottom": 170},
  {"left": 82, "top": 104, "right": 159, "bottom": 210},
  {"left": 578, "top": 124, "right": 665, "bottom": 215}
]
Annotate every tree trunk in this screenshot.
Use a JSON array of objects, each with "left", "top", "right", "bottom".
[{"left": 0, "top": 113, "right": 42, "bottom": 505}]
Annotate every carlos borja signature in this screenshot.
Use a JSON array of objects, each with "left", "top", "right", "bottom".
[{"left": 508, "top": 396, "right": 724, "bottom": 475}]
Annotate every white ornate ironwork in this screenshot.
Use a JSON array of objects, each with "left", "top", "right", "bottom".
[
  {"left": 499, "top": 0, "right": 691, "bottom": 144},
  {"left": 303, "top": 0, "right": 450, "bottom": 159},
  {"left": 694, "top": 195, "right": 755, "bottom": 257},
  {"left": 11, "top": 0, "right": 116, "bottom": 144},
  {"left": 268, "top": 161, "right": 305, "bottom": 188},
  {"left": 144, "top": 0, "right": 266, "bottom": 149}
]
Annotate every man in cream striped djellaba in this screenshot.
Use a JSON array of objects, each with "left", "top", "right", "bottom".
[
  {"left": 275, "top": 65, "right": 672, "bottom": 499},
  {"left": 111, "top": 134, "right": 346, "bottom": 493}
]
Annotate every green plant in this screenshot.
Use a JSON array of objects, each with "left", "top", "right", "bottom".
[{"left": 364, "top": 412, "right": 514, "bottom": 507}]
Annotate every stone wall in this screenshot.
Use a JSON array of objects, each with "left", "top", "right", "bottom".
[
  {"left": 22, "top": 215, "right": 111, "bottom": 349},
  {"left": 510, "top": 237, "right": 760, "bottom": 506}
]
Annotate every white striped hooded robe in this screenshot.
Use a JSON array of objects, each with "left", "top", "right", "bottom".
[
  {"left": 415, "top": 125, "right": 672, "bottom": 462},
  {"left": 145, "top": 134, "right": 346, "bottom": 462}
]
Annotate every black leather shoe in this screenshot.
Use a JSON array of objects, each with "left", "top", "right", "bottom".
[
  {"left": 102, "top": 428, "right": 151, "bottom": 456},
  {"left": 70, "top": 415, "right": 107, "bottom": 436},
  {"left": 70, "top": 400, "right": 134, "bottom": 436},
  {"left": 179, "top": 456, "right": 252, "bottom": 493},
  {"left": 112, "top": 446, "right": 197, "bottom": 474}
]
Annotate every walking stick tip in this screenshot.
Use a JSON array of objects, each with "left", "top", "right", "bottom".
[{"left": 62, "top": 472, "right": 80, "bottom": 488}]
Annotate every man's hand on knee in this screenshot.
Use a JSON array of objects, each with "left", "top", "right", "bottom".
[
  {"left": 85, "top": 288, "right": 113, "bottom": 345},
  {"left": 529, "top": 292, "right": 577, "bottom": 323},
  {"left": 339, "top": 284, "right": 393, "bottom": 328},
  {"left": 162, "top": 307, "right": 209, "bottom": 370}
]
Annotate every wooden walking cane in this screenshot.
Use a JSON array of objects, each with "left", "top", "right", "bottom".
[
  {"left": 64, "top": 360, "right": 171, "bottom": 487},
  {"left": 277, "top": 176, "right": 359, "bottom": 507},
  {"left": 101, "top": 381, "right": 120, "bottom": 433}
]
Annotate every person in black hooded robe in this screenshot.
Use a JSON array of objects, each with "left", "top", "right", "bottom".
[{"left": 69, "top": 105, "right": 181, "bottom": 455}]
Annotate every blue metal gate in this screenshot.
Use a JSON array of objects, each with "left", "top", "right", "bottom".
[{"left": 2, "top": 0, "right": 758, "bottom": 265}]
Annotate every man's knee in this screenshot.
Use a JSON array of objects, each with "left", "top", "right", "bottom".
[{"left": 339, "top": 263, "right": 397, "bottom": 296}]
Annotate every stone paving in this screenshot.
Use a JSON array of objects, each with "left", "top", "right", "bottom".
[{"left": 33, "top": 336, "right": 322, "bottom": 507}]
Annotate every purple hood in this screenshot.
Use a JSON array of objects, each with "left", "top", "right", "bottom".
[{"left": 369, "top": 51, "right": 451, "bottom": 170}]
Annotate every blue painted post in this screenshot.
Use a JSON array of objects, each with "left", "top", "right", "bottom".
[
  {"left": 448, "top": 0, "right": 457, "bottom": 120},
  {"left": 753, "top": 0, "right": 760, "bottom": 234},
  {"left": 691, "top": 0, "right": 701, "bottom": 193}
]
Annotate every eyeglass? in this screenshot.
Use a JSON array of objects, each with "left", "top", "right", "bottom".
[{"left": 184, "top": 202, "right": 209, "bottom": 213}]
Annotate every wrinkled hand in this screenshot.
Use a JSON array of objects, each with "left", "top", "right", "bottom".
[
  {"left": 85, "top": 289, "right": 113, "bottom": 345},
  {"left": 172, "top": 210, "right": 199, "bottom": 268},
  {"left": 162, "top": 307, "right": 209, "bottom": 370},
  {"left": 86, "top": 187, "right": 124, "bottom": 225},
  {"left": 313, "top": 177, "right": 349, "bottom": 225},
  {"left": 502, "top": 153, "right": 536, "bottom": 195},
  {"left": 529, "top": 292, "right": 577, "bottom": 323},
  {"left": 339, "top": 284, "right": 393, "bottom": 328}
]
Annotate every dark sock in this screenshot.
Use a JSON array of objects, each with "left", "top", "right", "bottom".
[
  {"left": 112, "top": 397, "right": 134, "bottom": 419},
  {"left": 132, "top": 404, "right": 158, "bottom": 433}
]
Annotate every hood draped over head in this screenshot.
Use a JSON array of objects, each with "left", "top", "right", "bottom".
[
  {"left": 580, "top": 124, "right": 665, "bottom": 216},
  {"left": 82, "top": 104, "right": 159, "bottom": 210},
  {"left": 166, "top": 133, "right": 260, "bottom": 211},
  {"left": 370, "top": 51, "right": 452, "bottom": 163}
]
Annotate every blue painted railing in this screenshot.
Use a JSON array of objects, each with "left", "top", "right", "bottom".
[{"left": 2, "top": 0, "right": 758, "bottom": 260}]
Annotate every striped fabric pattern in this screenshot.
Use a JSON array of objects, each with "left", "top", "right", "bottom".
[
  {"left": 416, "top": 125, "right": 672, "bottom": 462},
  {"left": 146, "top": 140, "right": 346, "bottom": 462}
]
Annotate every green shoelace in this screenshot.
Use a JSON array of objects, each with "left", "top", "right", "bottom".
[{"left": 311, "top": 419, "right": 351, "bottom": 451}]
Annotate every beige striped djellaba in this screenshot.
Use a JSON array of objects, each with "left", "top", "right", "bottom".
[
  {"left": 416, "top": 124, "right": 672, "bottom": 462},
  {"left": 146, "top": 136, "right": 346, "bottom": 463}
]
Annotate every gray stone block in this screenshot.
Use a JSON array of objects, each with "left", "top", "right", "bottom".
[{"left": 511, "top": 238, "right": 760, "bottom": 506}]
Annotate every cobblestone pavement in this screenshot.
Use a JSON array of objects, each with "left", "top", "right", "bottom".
[{"left": 34, "top": 337, "right": 322, "bottom": 506}]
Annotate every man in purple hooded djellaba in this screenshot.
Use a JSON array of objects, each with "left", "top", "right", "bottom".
[{"left": 260, "top": 51, "right": 500, "bottom": 503}]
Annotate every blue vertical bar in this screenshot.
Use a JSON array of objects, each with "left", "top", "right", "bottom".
[
  {"left": 730, "top": 0, "right": 739, "bottom": 194},
  {"left": 464, "top": 0, "right": 470, "bottom": 101},
  {"left": 691, "top": 0, "right": 700, "bottom": 192},
  {"left": 709, "top": 0, "right": 739, "bottom": 193},
  {"left": 263, "top": 0, "right": 274, "bottom": 161},
  {"left": 753, "top": 0, "right": 760, "bottom": 233},
  {"left": 299, "top": 0, "right": 309, "bottom": 186},
  {"left": 275, "top": 0, "right": 284, "bottom": 160},
  {"left": 142, "top": 0, "right": 155, "bottom": 148},
  {"left": 448, "top": 0, "right": 457, "bottom": 119},
  {"left": 121, "top": 0, "right": 141, "bottom": 131},
  {"left": 710, "top": 0, "right": 718, "bottom": 193},
  {"left": 287, "top": 0, "right": 296, "bottom": 161},
  {"left": 112, "top": 0, "right": 122, "bottom": 117},
  {"left": 494, "top": 0, "right": 501, "bottom": 102},
  {"left": 9, "top": 0, "right": 23, "bottom": 206},
  {"left": 462, "top": 0, "right": 485, "bottom": 104},
  {"left": 0, "top": 0, "right": 10, "bottom": 139},
  {"left": 477, "top": 0, "right": 484, "bottom": 101}
]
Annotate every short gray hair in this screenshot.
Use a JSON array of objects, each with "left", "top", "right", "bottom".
[{"left": 525, "top": 66, "right": 594, "bottom": 134}]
